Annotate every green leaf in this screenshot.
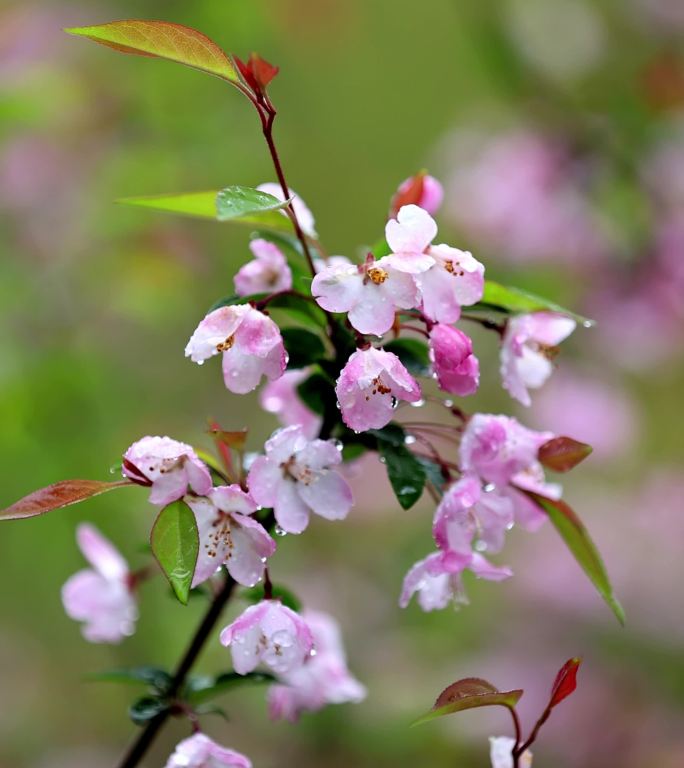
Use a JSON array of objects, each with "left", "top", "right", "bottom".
[
  {"left": 118, "top": 188, "right": 295, "bottom": 232},
  {"left": 128, "top": 696, "right": 169, "bottom": 726},
  {"left": 89, "top": 666, "right": 172, "bottom": 693},
  {"left": 1, "top": 479, "right": 132, "bottom": 521},
  {"left": 118, "top": 191, "right": 218, "bottom": 220},
  {"left": 477, "top": 280, "right": 593, "bottom": 325},
  {"left": 383, "top": 338, "right": 431, "bottom": 376},
  {"left": 412, "top": 678, "right": 523, "bottom": 727},
  {"left": 415, "top": 456, "right": 449, "bottom": 494},
  {"left": 186, "top": 671, "right": 275, "bottom": 704},
  {"left": 369, "top": 423, "right": 408, "bottom": 447},
  {"left": 376, "top": 434, "right": 426, "bottom": 510},
  {"left": 297, "top": 371, "right": 335, "bottom": 417},
  {"left": 525, "top": 491, "right": 625, "bottom": 625},
  {"left": 281, "top": 328, "right": 326, "bottom": 368},
  {"left": 65, "top": 20, "right": 239, "bottom": 82},
  {"left": 216, "top": 186, "right": 291, "bottom": 225},
  {"left": 150, "top": 500, "right": 199, "bottom": 605},
  {"left": 241, "top": 583, "right": 302, "bottom": 612}
]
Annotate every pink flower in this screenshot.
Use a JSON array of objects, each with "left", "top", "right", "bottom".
[
  {"left": 122, "top": 436, "right": 212, "bottom": 506},
  {"left": 267, "top": 610, "right": 366, "bottom": 722},
  {"left": 259, "top": 369, "right": 322, "bottom": 439},
  {"left": 185, "top": 304, "right": 286, "bottom": 394},
  {"left": 399, "top": 551, "right": 512, "bottom": 612},
  {"left": 501, "top": 312, "right": 576, "bottom": 406},
  {"left": 61, "top": 524, "right": 137, "bottom": 643},
  {"left": 220, "top": 600, "right": 314, "bottom": 675},
  {"left": 336, "top": 347, "right": 422, "bottom": 432},
  {"left": 433, "top": 475, "right": 514, "bottom": 556},
  {"left": 459, "top": 414, "right": 560, "bottom": 531},
  {"left": 247, "top": 425, "right": 353, "bottom": 534},
  {"left": 234, "top": 238, "right": 292, "bottom": 296},
  {"left": 186, "top": 486, "right": 275, "bottom": 588},
  {"left": 384, "top": 205, "right": 485, "bottom": 323},
  {"left": 392, "top": 173, "right": 444, "bottom": 216},
  {"left": 257, "top": 182, "right": 316, "bottom": 236},
  {"left": 490, "top": 736, "right": 532, "bottom": 768},
  {"left": 164, "top": 733, "right": 251, "bottom": 768},
  {"left": 312, "top": 253, "right": 418, "bottom": 336},
  {"left": 429, "top": 324, "right": 480, "bottom": 395}
]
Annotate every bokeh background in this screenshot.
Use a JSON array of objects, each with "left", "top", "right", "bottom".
[{"left": 1, "top": 1, "right": 683, "bottom": 766}]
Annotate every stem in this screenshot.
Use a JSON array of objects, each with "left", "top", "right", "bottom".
[
  {"left": 508, "top": 706, "right": 523, "bottom": 768},
  {"left": 260, "top": 107, "right": 317, "bottom": 277},
  {"left": 116, "top": 574, "right": 236, "bottom": 768}
]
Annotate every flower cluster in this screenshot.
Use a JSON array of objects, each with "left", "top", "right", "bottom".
[{"left": 48, "top": 173, "right": 581, "bottom": 762}]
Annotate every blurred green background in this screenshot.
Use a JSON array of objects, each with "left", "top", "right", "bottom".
[{"left": 2, "top": 1, "right": 684, "bottom": 766}]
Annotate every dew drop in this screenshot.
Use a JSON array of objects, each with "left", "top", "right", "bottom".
[
  {"left": 483, "top": 483, "right": 496, "bottom": 493},
  {"left": 410, "top": 398, "right": 425, "bottom": 408},
  {"left": 443, "top": 399, "right": 454, "bottom": 408},
  {"left": 275, "top": 525, "right": 287, "bottom": 537},
  {"left": 404, "top": 435, "right": 417, "bottom": 445},
  {"left": 109, "top": 463, "right": 120, "bottom": 475},
  {"left": 379, "top": 456, "right": 387, "bottom": 464},
  {"left": 474, "top": 539, "right": 488, "bottom": 553},
  {"left": 332, "top": 439, "right": 344, "bottom": 451}
]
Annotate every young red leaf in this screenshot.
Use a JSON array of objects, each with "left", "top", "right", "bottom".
[
  {"left": 412, "top": 677, "right": 523, "bottom": 727},
  {"left": 524, "top": 490, "right": 625, "bottom": 625},
  {"left": 1, "top": 479, "right": 132, "bottom": 521},
  {"left": 539, "top": 437, "right": 593, "bottom": 472},
  {"left": 65, "top": 20, "right": 239, "bottom": 83},
  {"left": 549, "top": 658, "right": 581, "bottom": 708},
  {"left": 235, "top": 53, "right": 279, "bottom": 95}
]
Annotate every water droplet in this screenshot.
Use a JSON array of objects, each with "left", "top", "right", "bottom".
[
  {"left": 443, "top": 399, "right": 454, "bottom": 408},
  {"left": 275, "top": 525, "right": 287, "bottom": 537},
  {"left": 332, "top": 439, "right": 344, "bottom": 451},
  {"left": 483, "top": 483, "right": 495, "bottom": 493},
  {"left": 582, "top": 320, "right": 594, "bottom": 329},
  {"left": 410, "top": 398, "right": 425, "bottom": 408},
  {"left": 379, "top": 456, "right": 387, "bottom": 464},
  {"left": 197, "top": 360, "right": 204, "bottom": 366},
  {"left": 506, "top": 521, "right": 515, "bottom": 531},
  {"left": 109, "top": 463, "right": 120, "bottom": 475},
  {"left": 404, "top": 435, "right": 417, "bottom": 445},
  {"left": 309, "top": 648, "right": 317, "bottom": 657},
  {"left": 474, "top": 539, "right": 488, "bottom": 552}
]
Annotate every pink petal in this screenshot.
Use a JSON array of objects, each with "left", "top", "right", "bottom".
[
  {"left": 76, "top": 523, "right": 128, "bottom": 580},
  {"left": 274, "top": 479, "right": 311, "bottom": 533},
  {"left": 385, "top": 204, "right": 437, "bottom": 254},
  {"left": 297, "top": 471, "right": 353, "bottom": 521}
]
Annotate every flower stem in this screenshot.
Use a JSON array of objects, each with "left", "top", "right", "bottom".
[
  {"left": 260, "top": 106, "right": 317, "bottom": 278},
  {"left": 116, "top": 574, "right": 236, "bottom": 768}
]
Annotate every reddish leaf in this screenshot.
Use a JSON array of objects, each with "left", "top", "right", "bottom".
[
  {"left": 412, "top": 677, "right": 523, "bottom": 726},
  {"left": 549, "top": 658, "right": 581, "bottom": 708},
  {"left": 235, "top": 53, "right": 279, "bottom": 95},
  {"left": 65, "top": 20, "right": 239, "bottom": 83},
  {"left": 539, "top": 437, "right": 593, "bottom": 472},
  {"left": 1, "top": 479, "right": 132, "bottom": 521}
]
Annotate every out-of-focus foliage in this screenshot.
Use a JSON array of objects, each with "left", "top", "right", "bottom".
[{"left": 1, "top": 1, "right": 684, "bottom": 767}]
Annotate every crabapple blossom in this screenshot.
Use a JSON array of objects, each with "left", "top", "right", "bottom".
[
  {"left": 501, "top": 312, "right": 576, "bottom": 406},
  {"left": 391, "top": 172, "right": 444, "bottom": 216},
  {"left": 220, "top": 600, "right": 314, "bottom": 675},
  {"left": 247, "top": 425, "right": 353, "bottom": 534},
  {"left": 433, "top": 475, "right": 514, "bottom": 556},
  {"left": 429, "top": 324, "right": 480, "bottom": 395},
  {"left": 257, "top": 182, "right": 316, "bottom": 236},
  {"left": 399, "top": 550, "right": 512, "bottom": 612},
  {"left": 185, "top": 304, "right": 286, "bottom": 394},
  {"left": 61, "top": 524, "right": 137, "bottom": 643},
  {"left": 267, "top": 610, "right": 367, "bottom": 721},
  {"left": 384, "top": 204, "right": 485, "bottom": 323},
  {"left": 489, "top": 736, "right": 533, "bottom": 768},
  {"left": 259, "top": 369, "right": 322, "bottom": 439},
  {"left": 336, "top": 347, "right": 422, "bottom": 432},
  {"left": 185, "top": 486, "right": 275, "bottom": 588},
  {"left": 164, "top": 733, "right": 251, "bottom": 768},
  {"left": 459, "top": 414, "right": 561, "bottom": 531},
  {"left": 234, "top": 238, "right": 292, "bottom": 296},
  {"left": 122, "top": 435, "right": 212, "bottom": 507},
  {"left": 312, "top": 252, "right": 418, "bottom": 336}
]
